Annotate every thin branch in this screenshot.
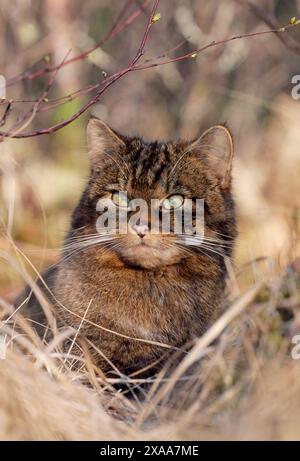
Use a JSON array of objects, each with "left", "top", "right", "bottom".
[
  {"left": 0, "top": 0, "right": 160, "bottom": 139},
  {"left": 6, "top": 0, "right": 149, "bottom": 87},
  {"left": 7, "top": 50, "right": 72, "bottom": 137},
  {"left": 130, "top": 0, "right": 160, "bottom": 66},
  {"left": 236, "top": 0, "right": 300, "bottom": 55},
  {"left": 0, "top": 0, "right": 299, "bottom": 140},
  {"left": 0, "top": 103, "right": 12, "bottom": 128},
  {"left": 133, "top": 23, "right": 299, "bottom": 71}
]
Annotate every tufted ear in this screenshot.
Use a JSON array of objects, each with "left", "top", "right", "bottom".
[
  {"left": 86, "top": 116, "right": 125, "bottom": 168},
  {"left": 190, "top": 125, "right": 234, "bottom": 190}
]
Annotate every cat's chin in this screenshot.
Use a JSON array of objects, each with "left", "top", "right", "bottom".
[{"left": 118, "top": 244, "right": 184, "bottom": 270}]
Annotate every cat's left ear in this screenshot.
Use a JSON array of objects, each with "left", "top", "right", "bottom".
[
  {"left": 86, "top": 116, "right": 126, "bottom": 168},
  {"left": 191, "top": 125, "right": 234, "bottom": 190}
]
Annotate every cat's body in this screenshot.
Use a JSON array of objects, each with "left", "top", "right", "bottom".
[{"left": 18, "top": 118, "right": 236, "bottom": 375}]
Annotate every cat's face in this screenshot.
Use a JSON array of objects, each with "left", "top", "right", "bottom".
[{"left": 69, "top": 117, "right": 236, "bottom": 270}]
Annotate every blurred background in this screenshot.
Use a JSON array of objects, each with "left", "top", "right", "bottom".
[{"left": 0, "top": 0, "right": 299, "bottom": 299}]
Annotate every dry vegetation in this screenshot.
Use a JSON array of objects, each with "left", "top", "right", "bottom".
[{"left": 0, "top": 0, "right": 300, "bottom": 441}]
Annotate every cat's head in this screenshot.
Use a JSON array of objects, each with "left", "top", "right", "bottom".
[{"left": 69, "top": 116, "right": 236, "bottom": 270}]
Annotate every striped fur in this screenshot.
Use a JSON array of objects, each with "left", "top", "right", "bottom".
[{"left": 18, "top": 118, "right": 237, "bottom": 376}]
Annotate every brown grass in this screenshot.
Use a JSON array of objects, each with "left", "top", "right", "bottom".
[
  {"left": 1, "top": 0, "right": 300, "bottom": 441},
  {"left": 0, "top": 249, "right": 299, "bottom": 440}
]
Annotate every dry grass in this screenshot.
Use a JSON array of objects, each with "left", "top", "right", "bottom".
[
  {"left": 0, "top": 246, "right": 299, "bottom": 440},
  {"left": 0, "top": 100, "right": 300, "bottom": 440},
  {"left": 1, "top": 0, "right": 300, "bottom": 441}
]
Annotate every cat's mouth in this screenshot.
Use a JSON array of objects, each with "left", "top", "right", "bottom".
[{"left": 117, "top": 238, "right": 184, "bottom": 269}]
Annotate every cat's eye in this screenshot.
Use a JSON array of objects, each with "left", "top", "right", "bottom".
[
  {"left": 112, "top": 191, "right": 129, "bottom": 208},
  {"left": 162, "top": 194, "right": 184, "bottom": 210}
]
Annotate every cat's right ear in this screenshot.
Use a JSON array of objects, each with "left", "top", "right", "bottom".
[
  {"left": 87, "top": 116, "right": 125, "bottom": 168},
  {"left": 189, "top": 125, "right": 234, "bottom": 190}
]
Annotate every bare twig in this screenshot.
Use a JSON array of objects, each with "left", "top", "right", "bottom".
[
  {"left": 6, "top": 0, "right": 149, "bottom": 87},
  {"left": 133, "top": 23, "right": 299, "bottom": 71},
  {"left": 8, "top": 50, "right": 72, "bottom": 137},
  {"left": 0, "top": 103, "right": 12, "bottom": 128},
  {"left": 236, "top": 0, "right": 300, "bottom": 55},
  {"left": 0, "top": 0, "right": 299, "bottom": 140},
  {"left": 0, "top": 0, "right": 160, "bottom": 139}
]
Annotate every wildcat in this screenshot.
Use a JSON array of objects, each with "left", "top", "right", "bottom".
[{"left": 18, "top": 116, "right": 236, "bottom": 376}]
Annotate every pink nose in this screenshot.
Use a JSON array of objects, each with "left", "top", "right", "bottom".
[{"left": 133, "top": 224, "right": 149, "bottom": 238}]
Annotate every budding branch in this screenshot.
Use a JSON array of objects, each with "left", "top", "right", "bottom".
[{"left": 0, "top": 0, "right": 299, "bottom": 140}]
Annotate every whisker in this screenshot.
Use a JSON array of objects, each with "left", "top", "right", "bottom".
[
  {"left": 175, "top": 233, "right": 233, "bottom": 249},
  {"left": 64, "top": 234, "right": 117, "bottom": 248},
  {"left": 174, "top": 235, "right": 227, "bottom": 260},
  {"left": 180, "top": 239, "right": 226, "bottom": 256},
  {"left": 201, "top": 238, "right": 232, "bottom": 248},
  {"left": 67, "top": 230, "right": 117, "bottom": 242},
  {"left": 63, "top": 239, "right": 116, "bottom": 253},
  {"left": 51, "top": 236, "right": 122, "bottom": 268},
  {"left": 199, "top": 245, "right": 226, "bottom": 258},
  {"left": 57, "top": 243, "right": 115, "bottom": 267},
  {"left": 175, "top": 241, "right": 216, "bottom": 262},
  {"left": 207, "top": 229, "right": 235, "bottom": 240}
]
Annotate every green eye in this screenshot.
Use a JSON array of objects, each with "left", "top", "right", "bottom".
[
  {"left": 162, "top": 194, "right": 184, "bottom": 210},
  {"left": 112, "top": 191, "right": 129, "bottom": 208}
]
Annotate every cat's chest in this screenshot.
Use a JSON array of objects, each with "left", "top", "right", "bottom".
[
  {"left": 91, "top": 269, "right": 196, "bottom": 308},
  {"left": 58, "top": 265, "right": 199, "bottom": 318},
  {"left": 56, "top": 264, "right": 208, "bottom": 343},
  {"left": 94, "top": 273, "right": 198, "bottom": 340}
]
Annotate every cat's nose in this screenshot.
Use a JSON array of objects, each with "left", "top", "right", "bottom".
[{"left": 133, "top": 224, "right": 149, "bottom": 239}]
